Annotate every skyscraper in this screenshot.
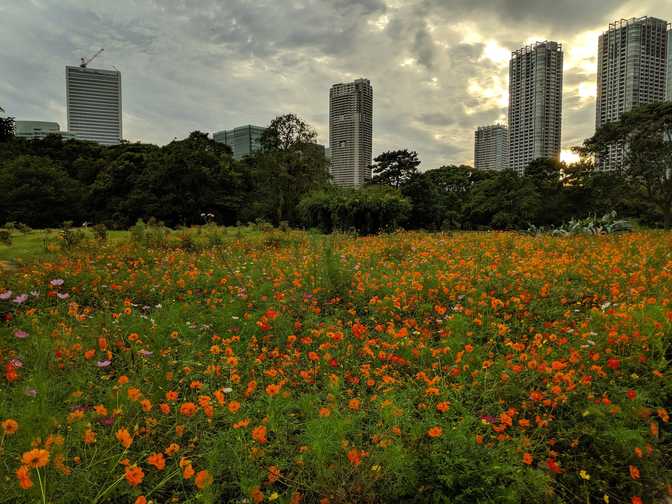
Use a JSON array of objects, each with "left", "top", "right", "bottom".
[
  {"left": 329, "top": 79, "right": 373, "bottom": 187},
  {"left": 213, "top": 125, "right": 266, "bottom": 159},
  {"left": 666, "top": 28, "right": 672, "bottom": 102},
  {"left": 474, "top": 124, "right": 509, "bottom": 171},
  {"left": 66, "top": 66, "right": 122, "bottom": 145},
  {"left": 508, "top": 41, "right": 563, "bottom": 175},
  {"left": 596, "top": 17, "right": 669, "bottom": 170}
]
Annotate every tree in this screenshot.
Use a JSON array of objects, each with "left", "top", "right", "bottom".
[
  {"left": 0, "top": 156, "right": 84, "bottom": 226},
  {"left": 370, "top": 150, "right": 421, "bottom": 188},
  {"left": 260, "top": 114, "right": 318, "bottom": 152},
  {"left": 298, "top": 186, "right": 411, "bottom": 235},
  {"left": 250, "top": 115, "right": 329, "bottom": 225},
  {"left": 581, "top": 102, "right": 672, "bottom": 228},
  {"left": 0, "top": 115, "right": 15, "bottom": 142},
  {"left": 463, "top": 170, "right": 541, "bottom": 229},
  {"left": 523, "top": 158, "right": 567, "bottom": 226}
]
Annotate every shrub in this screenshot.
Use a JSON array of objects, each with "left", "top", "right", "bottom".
[{"left": 0, "top": 229, "right": 12, "bottom": 245}]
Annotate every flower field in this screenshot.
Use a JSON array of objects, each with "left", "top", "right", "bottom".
[{"left": 1, "top": 229, "right": 671, "bottom": 503}]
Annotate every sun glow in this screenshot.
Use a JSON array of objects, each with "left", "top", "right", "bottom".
[{"left": 560, "top": 149, "right": 581, "bottom": 165}]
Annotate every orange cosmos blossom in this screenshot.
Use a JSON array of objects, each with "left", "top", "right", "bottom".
[
  {"left": 251, "top": 486, "right": 264, "bottom": 503},
  {"left": 16, "top": 466, "right": 33, "bottom": 489},
  {"left": 179, "top": 402, "right": 198, "bottom": 416},
  {"left": 251, "top": 425, "right": 268, "bottom": 444},
  {"left": 629, "top": 465, "right": 640, "bottom": 480},
  {"left": 21, "top": 449, "right": 49, "bottom": 468},
  {"left": 346, "top": 448, "right": 367, "bottom": 466},
  {"left": 427, "top": 426, "right": 443, "bottom": 438},
  {"left": 195, "top": 469, "right": 213, "bottom": 489},
  {"left": 227, "top": 401, "right": 241, "bottom": 413},
  {"left": 265, "top": 383, "right": 282, "bottom": 396},
  {"left": 348, "top": 398, "right": 361, "bottom": 411},
  {"left": 268, "top": 465, "right": 281, "bottom": 483},
  {"left": 1, "top": 418, "right": 19, "bottom": 435},
  {"left": 134, "top": 497, "right": 147, "bottom": 504},
  {"left": 165, "top": 443, "right": 181, "bottom": 456},
  {"left": 147, "top": 452, "right": 166, "bottom": 470},
  {"left": 116, "top": 428, "right": 133, "bottom": 449},
  {"left": 523, "top": 452, "right": 533, "bottom": 465},
  {"left": 125, "top": 465, "right": 145, "bottom": 486},
  {"left": 83, "top": 428, "right": 96, "bottom": 445}
]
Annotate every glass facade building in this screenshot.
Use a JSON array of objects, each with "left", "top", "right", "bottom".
[{"left": 213, "top": 125, "right": 266, "bottom": 159}]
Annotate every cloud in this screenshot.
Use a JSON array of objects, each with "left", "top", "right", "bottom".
[{"left": 1, "top": 0, "right": 671, "bottom": 169}]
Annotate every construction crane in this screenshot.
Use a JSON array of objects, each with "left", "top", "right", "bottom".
[{"left": 80, "top": 48, "right": 104, "bottom": 68}]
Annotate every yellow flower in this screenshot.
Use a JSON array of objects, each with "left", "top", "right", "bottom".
[
  {"left": 603, "top": 495, "right": 609, "bottom": 503},
  {"left": 579, "top": 469, "right": 590, "bottom": 480},
  {"left": 269, "top": 492, "right": 279, "bottom": 501}
]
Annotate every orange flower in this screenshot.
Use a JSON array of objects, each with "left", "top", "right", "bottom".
[
  {"left": 251, "top": 486, "right": 264, "bottom": 504},
  {"left": 179, "top": 402, "right": 198, "bottom": 416},
  {"left": 265, "top": 383, "right": 282, "bottom": 396},
  {"left": 165, "top": 390, "right": 179, "bottom": 401},
  {"left": 427, "top": 426, "right": 443, "bottom": 438},
  {"left": 2, "top": 419, "right": 19, "bottom": 435},
  {"left": 268, "top": 465, "right": 281, "bottom": 483},
  {"left": 251, "top": 425, "right": 268, "bottom": 444},
  {"left": 125, "top": 465, "right": 145, "bottom": 486},
  {"left": 135, "top": 497, "right": 147, "bottom": 504},
  {"left": 319, "top": 407, "right": 331, "bottom": 417},
  {"left": 147, "top": 452, "right": 166, "bottom": 470},
  {"left": 195, "top": 469, "right": 213, "bottom": 489},
  {"left": 348, "top": 398, "right": 361, "bottom": 411},
  {"left": 182, "top": 463, "right": 195, "bottom": 479},
  {"left": 436, "top": 402, "right": 450, "bottom": 413},
  {"left": 93, "top": 404, "right": 108, "bottom": 416},
  {"left": 522, "top": 452, "right": 533, "bottom": 465},
  {"left": 228, "top": 401, "right": 241, "bottom": 413},
  {"left": 346, "top": 448, "right": 367, "bottom": 466},
  {"left": 116, "top": 428, "right": 133, "bottom": 449},
  {"left": 21, "top": 449, "right": 49, "bottom": 468},
  {"left": 629, "top": 465, "right": 640, "bottom": 480},
  {"left": 16, "top": 466, "right": 33, "bottom": 490},
  {"left": 83, "top": 428, "right": 96, "bottom": 445},
  {"left": 165, "top": 443, "right": 181, "bottom": 456}
]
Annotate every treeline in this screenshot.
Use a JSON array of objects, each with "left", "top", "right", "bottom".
[{"left": 0, "top": 103, "right": 671, "bottom": 232}]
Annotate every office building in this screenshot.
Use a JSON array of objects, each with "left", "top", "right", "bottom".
[
  {"left": 66, "top": 66, "right": 122, "bottom": 145},
  {"left": 213, "top": 125, "right": 266, "bottom": 159},
  {"left": 596, "top": 17, "right": 669, "bottom": 170},
  {"left": 474, "top": 124, "right": 509, "bottom": 171},
  {"left": 508, "top": 41, "right": 563, "bottom": 174},
  {"left": 14, "top": 121, "right": 76, "bottom": 140},
  {"left": 329, "top": 78, "right": 373, "bottom": 187}
]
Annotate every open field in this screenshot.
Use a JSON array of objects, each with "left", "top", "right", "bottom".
[{"left": 0, "top": 228, "right": 671, "bottom": 503}]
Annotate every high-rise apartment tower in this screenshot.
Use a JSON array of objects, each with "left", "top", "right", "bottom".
[
  {"left": 66, "top": 66, "right": 122, "bottom": 145},
  {"left": 329, "top": 79, "right": 373, "bottom": 187},
  {"left": 508, "top": 41, "right": 563, "bottom": 174},
  {"left": 474, "top": 124, "right": 509, "bottom": 171},
  {"left": 596, "top": 17, "right": 669, "bottom": 170},
  {"left": 665, "top": 25, "right": 672, "bottom": 101}
]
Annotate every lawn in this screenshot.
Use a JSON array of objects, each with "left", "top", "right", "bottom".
[{"left": 0, "top": 227, "right": 670, "bottom": 503}]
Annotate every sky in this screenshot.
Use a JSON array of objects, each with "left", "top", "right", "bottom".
[{"left": 1, "top": 0, "right": 671, "bottom": 169}]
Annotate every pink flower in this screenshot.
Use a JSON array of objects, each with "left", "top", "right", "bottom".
[{"left": 15, "top": 330, "right": 29, "bottom": 339}]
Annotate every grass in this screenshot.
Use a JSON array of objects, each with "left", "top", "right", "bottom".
[{"left": 0, "top": 226, "right": 670, "bottom": 503}]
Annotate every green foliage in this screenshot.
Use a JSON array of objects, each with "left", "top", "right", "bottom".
[
  {"left": 582, "top": 101, "right": 672, "bottom": 228},
  {"left": 0, "top": 115, "right": 15, "bottom": 141},
  {"left": 60, "top": 221, "right": 86, "bottom": 250},
  {"left": 527, "top": 211, "right": 633, "bottom": 236},
  {"left": 0, "top": 229, "right": 12, "bottom": 245},
  {"left": 370, "top": 149, "right": 421, "bottom": 188},
  {"left": 298, "top": 185, "right": 411, "bottom": 235}
]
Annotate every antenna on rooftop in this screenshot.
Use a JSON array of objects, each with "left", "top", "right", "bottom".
[{"left": 80, "top": 48, "right": 104, "bottom": 68}]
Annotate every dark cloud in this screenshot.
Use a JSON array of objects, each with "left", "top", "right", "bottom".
[{"left": 1, "top": 0, "right": 671, "bottom": 169}]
